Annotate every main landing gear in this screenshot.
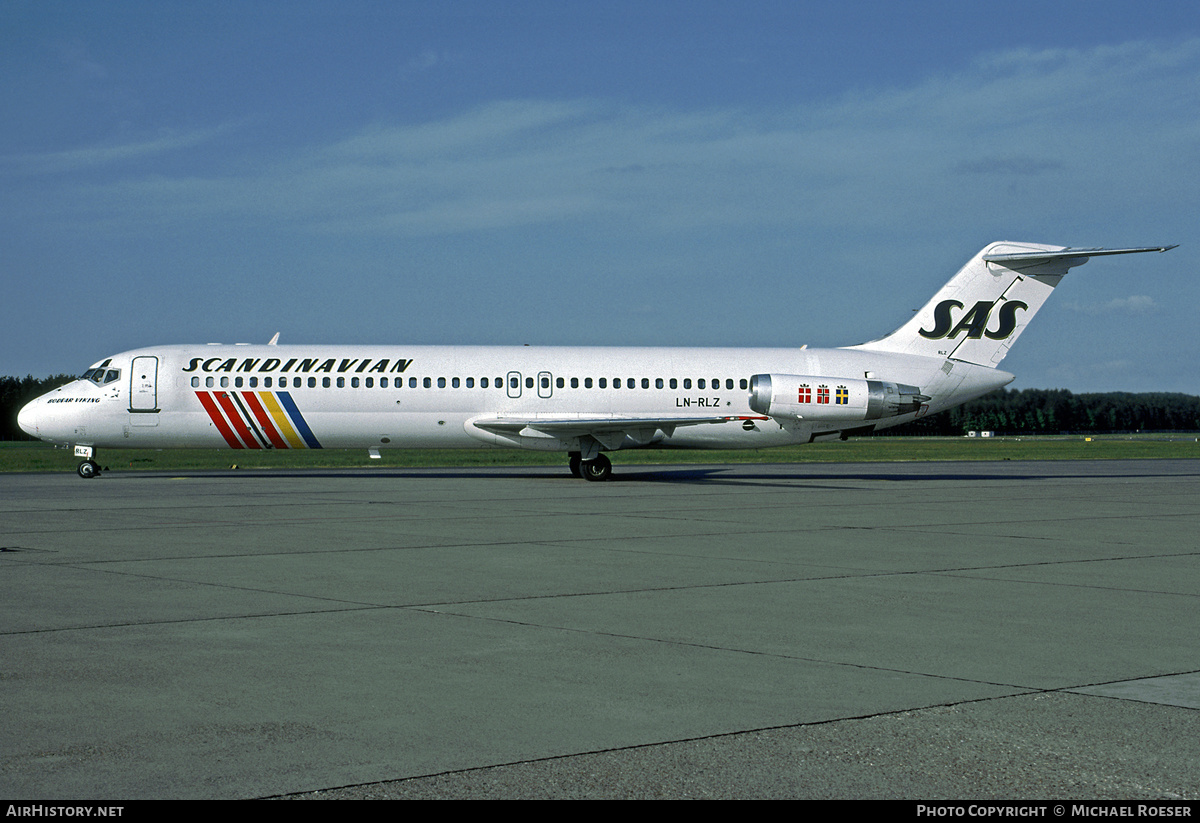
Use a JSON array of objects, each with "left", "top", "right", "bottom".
[{"left": 568, "top": 451, "right": 612, "bottom": 482}]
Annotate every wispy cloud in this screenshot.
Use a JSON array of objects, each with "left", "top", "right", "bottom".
[
  {"left": 0, "top": 123, "right": 241, "bottom": 175},
  {"left": 6, "top": 38, "right": 1199, "bottom": 246},
  {"left": 954, "top": 157, "right": 1065, "bottom": 176},
  {"left": 395, "top": 49, "right": 462, "bottom": 81},
  {"left": 1065, "top": 295, "right": 1158, "bottom": 315}
]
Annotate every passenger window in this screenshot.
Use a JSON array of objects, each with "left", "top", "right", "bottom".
[
  {"left": 726, "top": 379, "right": 734, "bottom": 390},
  {"left": 191, "top": 376, "right": 200, "bottom": 388},
  {"left": 220, "top": 377, "right": 229, "bottom": 388},
  {"left": 250, "top": 377, "right": 258, "bottom": 388},
  {"left": 235, "top": 377, "right": 243, "bottom": 388},
  {"left": 740, "top": 378, "right": 748, "bottom": 390},
  {"left": 656, "top": 378, "right": 663, "bottom": 389},
  {"left": 614, "top": 378, "right": 621, "bottom": 389},
  {"left": 584, "top": 378, "right": 592, "bottom": 388},
  {"left": 323, "top": 377, "right": 331, "bottom": 388},
  {"left": 466, "top": 377, "right": 474, "bottom": 388},
  {"left": 452, "top": 377, "right": 460, "bottom": 388},
  {"left": 683, "top": 379, "right": 692, "bottom": 389},
  {"left": 526, "top": 377, "right": 534, "bottom": 389},
  {"left": 698, "top": 379, "right": 706, "bottom": 389},
  {"left": 481, "top": 377, "right": 489, "bottom": 388},
  {"left": 570, "top": 378, "right": 578, "bottom": 388},
  {"left": 669, "top": 378, "right": 677, "bottom": 389},
  {"left": 556, "top": 377, "right": 564, "bottom": 389},
  {"left": 510, "top": 377, "right": 519, "bottom": 389},
  {"left": 541, "top": 377, "right": 549, "bottom": 389},
  {"left": 599, "top": 378, "right": 607, "bottom": 389},
  {"left": 642, "top": 378, "right": 650, "bottom": 389},
  {"left": 337, "top": 377, "right": 345, "bottom": 388}
]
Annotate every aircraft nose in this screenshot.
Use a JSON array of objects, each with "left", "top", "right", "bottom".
[{"left": 17, "top": 399, "right": 42, "bottom": 438}]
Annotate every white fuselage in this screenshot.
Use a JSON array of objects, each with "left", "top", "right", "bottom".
[{"left": 18, "top": 342, "right": 1012, "bottom": 453}]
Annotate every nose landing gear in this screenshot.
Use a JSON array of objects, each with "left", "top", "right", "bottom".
[{"left": 74, "top": 445, "right": 101, "bottom": 479}]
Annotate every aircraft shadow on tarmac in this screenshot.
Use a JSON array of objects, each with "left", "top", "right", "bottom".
[{"left": 107, "top": 463, "right": 1200, "bottom": 487}]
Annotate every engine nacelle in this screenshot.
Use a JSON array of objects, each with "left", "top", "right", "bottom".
[{"left": 748, "top": 374, "right": 928, "bottom": 423}]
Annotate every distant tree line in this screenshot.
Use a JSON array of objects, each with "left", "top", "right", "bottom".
[
  {"left": 3, "top": 376, "right": 1198, "bottom": 441},
  {"left": 886, "top": 388, "right": 1200, "bottom": 436},
  {"left": 2, "top": 374, "right": 76, "bottom": 440}
]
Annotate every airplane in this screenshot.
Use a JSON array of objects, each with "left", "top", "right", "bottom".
[{"left": 18, "top": 241, "right": 1175, "bottom": 480}]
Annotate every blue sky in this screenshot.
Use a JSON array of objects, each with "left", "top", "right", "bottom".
[{"left": 3, "top": 1, "right": 1198, "bottom": 392}]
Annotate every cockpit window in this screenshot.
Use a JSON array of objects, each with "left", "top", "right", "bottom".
[
  {"left": 81, "top": 359, "right": 115, "bottom": 384},
  {"left": 82, "top": 368, "right": 121, "bottom": 385}
]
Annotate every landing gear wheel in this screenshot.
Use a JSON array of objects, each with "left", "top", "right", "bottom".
[
  {"left": 580, "top": 453, "right": 612, "bottom": 482},
  {"left": 77, "top": 460, "right": 100, "bottom": 479},
  {"left": 569, "top": 452, "right": 582, "bottom": 478}
]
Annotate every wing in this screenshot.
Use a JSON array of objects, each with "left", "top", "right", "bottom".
[{"left": 470, "top": 414, "right": 767, "bottom": 453}]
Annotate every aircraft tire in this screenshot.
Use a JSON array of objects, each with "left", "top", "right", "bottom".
[
  {"left": 580, "top": 454, "right": 612, "bottom": 482},
  {"left": 569, "top": 453, "right": 582, "bottom": 478},
  {"left": 77, "top": 460, "right": 100, "bottom": 479}
]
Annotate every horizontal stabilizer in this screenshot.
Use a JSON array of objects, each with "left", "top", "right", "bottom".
[{"left": 982, "top": 245, "right": 1177, "bottom": 265}]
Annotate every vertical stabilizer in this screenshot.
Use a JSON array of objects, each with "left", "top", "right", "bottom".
[{"left": 849, "top": 242, "right": 1175, "bottom": 367}]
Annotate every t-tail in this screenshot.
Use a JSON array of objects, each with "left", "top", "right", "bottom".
[{"left": 849, "top": 241, "right": 1177, "bottom": 367}]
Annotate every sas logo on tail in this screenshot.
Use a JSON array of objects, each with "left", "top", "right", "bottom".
[{"left": 918, "top": 299, "right": 1028, "bottom": 340}]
